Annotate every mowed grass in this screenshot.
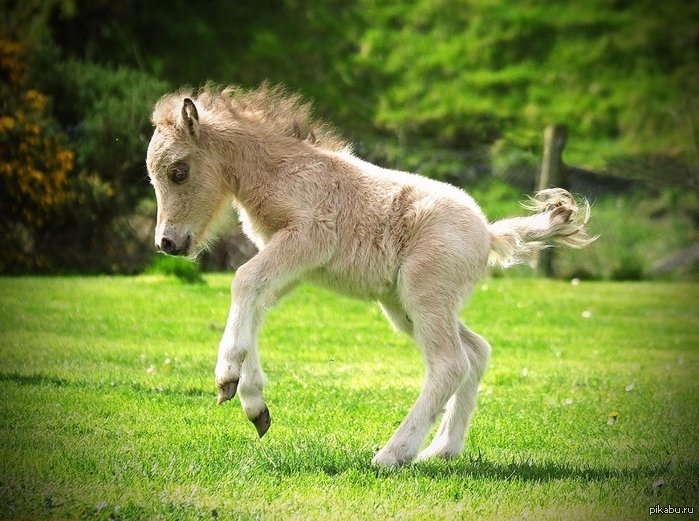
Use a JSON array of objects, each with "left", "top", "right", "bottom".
[{"left": 0, "top": 274, "right": 697, "bottom": 520}]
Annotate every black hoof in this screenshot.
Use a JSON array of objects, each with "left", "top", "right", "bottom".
[
  {"left": 217, "top": 380, "right": 238, "bottom": 404},
  {"left": 252, "top": 407, "right": 271, "bottom": 438}
]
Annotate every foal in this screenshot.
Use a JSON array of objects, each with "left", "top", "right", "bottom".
[{"left": 146, "top": 84, "right": 594, "bottom": 467}]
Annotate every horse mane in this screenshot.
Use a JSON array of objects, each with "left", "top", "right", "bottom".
[{"left": 152, "top": 82, "right": 349, "bottom": 153}]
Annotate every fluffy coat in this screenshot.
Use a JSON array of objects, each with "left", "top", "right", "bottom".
[{"left": 146, "top": 84, "right": 594, "bottom": 466}]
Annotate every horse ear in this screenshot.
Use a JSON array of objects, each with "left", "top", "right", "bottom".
[{"left": 181, "top": 98, "right": 200, "bottom": 139}]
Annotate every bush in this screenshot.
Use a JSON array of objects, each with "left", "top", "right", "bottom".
[
  {"left": 0, "top": 40, "right": 74, "bottom": 272},
  {"left": 490, "top": 140, "right": 539, "bottom": 191},
  {"left": 550, "top": 190, "right": 696, "bottom": 281},
  {"left": 353, "top": 134, "right": 492, "bottom": 187},
  {"left": 3, "top": 46, "right": 172, "bottom": 274},
  {"left": 146, "top": 255, "right": 205, "bottom": 284}
]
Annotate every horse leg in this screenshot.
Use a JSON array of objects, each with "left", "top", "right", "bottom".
[
  {"left": 381, "top": 296, "right": 490, "bottom": 461},
  {"left": 372, "top": 262, "right": 470, "bottom": 467},
  {"left": 215, "top": 227, "right": 328, "bottom": 436},
  {"left": 371, "top": 310, "right": 467, "bottom": 466},
  {"left": 379, "top": 294, "right": 414, "bottom": 337},
  {"left": 214, "top": 262, "right": 272, "bottom": 434},
  {"left": 417, "top": 322, "right": 490, "bottom": 460},
  {"left": 236, "top": 280, "right": 298, "bottom": 437}
]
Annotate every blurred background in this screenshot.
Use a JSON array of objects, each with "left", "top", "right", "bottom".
[{"left": 1, "top": 0, "right": 697, "bottom": 280}]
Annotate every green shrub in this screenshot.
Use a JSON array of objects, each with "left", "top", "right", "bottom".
[
  {"left": 32, "top": 56, "right": 170, "bottom": 211},
  {"left": 556, "top": 190, "right": 696, "bottom": 281},
  {"left": 490, "top": 140, "right": 539, "bottom": 190},
  {"left": 22, "top": 49, "right": 172, "bottom": 274},
  {"left": 147, "top": 255, "right": 205, "bottom": 284}
]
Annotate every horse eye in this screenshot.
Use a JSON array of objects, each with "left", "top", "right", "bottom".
[{"left": 170, "top": 164, "right": 189, "bottom": 184}]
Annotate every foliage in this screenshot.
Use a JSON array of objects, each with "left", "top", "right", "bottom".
[
  {"left": 0, "top": 40, "right": 73, "bottom": 271},
  {"left": 353, "top": 0, "right": 699, "bottom": 168},
  {"left": 0, "top": 37, "right": 170, "bottom": 273},
  {"left": 0, "top": 276, "right": 697, "bottom": 518},
  {"left": 47, "top": 0, "right": 698, "bottom": 165},
  {"left": 3, "top": 1, "right": 698, "bottom": 274},
  {"left": 46, "top": 0, "right": 370, "bottom": 129},
  {"left": 44, "top": 0, "right": 699, "bottom": 188},
  {"left": 40, "top": 58, "right": 170, "bottom": 273},
  {"left": 33, "top": 54, "right": 171, "bottom": 214},
  {"left": 606, "top": 154, "right": 699, "bottom": 226},
  {"left": 0, "top": 0, "right": 75, "bottom": 45}
]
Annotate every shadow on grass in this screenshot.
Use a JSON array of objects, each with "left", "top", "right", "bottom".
[
  {"left": 412, "top": 454, "right": 661, "bottom": 483},
  {"left": 0, "top": 371, "right": 210, "bottom": 399},
  {"left": 250, "top": 438, "right": 677, "bottom": 486},
  {"left": 0, "top": 371, "right": 70, "bottom": 388}
]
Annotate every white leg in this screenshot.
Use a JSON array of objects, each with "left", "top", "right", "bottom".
[
  {"left": 372, "top": 257, "right": 472, "bottom": 466},
  {"left": 236, "top": 278, "right": 299, "bottom": 438},
  {"left": 379, "top": 295, "right": 414, "bottom": 337},
  {"left": 417, "top": 323, "right": 490, "bottom": 460},
  {"left": 214, "top": 264, "right": 272, "bottom": 435},
  {"left": 237, "top": 343, "right": 270, "bottom": 436},
  {"left": 214, "top": 227, "right": 330, "bottom": 436},
  {"left": 372, "top": 214, "right": 489, "bottom": 467},
  {"left": 372, "top": 313, "right": 468, "bottom": 467}
]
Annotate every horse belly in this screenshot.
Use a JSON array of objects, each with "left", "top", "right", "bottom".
[{"left": 307, "top": 241, "right": 399, "bottom": 300}]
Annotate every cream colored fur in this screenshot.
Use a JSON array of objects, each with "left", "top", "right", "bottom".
[{"left": 146, "top": 84, "right": 594, "bottom": 467}]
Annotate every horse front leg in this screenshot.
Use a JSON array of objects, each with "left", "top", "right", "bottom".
[
  {"left": 238, "top": 340, "right": 270, "bottom": 437},
  {"left": 215, "top": 269, "right": 270, "bottom": 435},
  {"left": 214, "top": 226, "right": 331, "bottom": 437}
]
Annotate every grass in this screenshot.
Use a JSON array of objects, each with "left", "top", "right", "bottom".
[{"left": 0, "top": 274, "right": 697, "bottom": 520}]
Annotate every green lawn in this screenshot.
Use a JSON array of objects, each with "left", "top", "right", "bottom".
[{"left": 0, "top": 275, "right": 697, "bottom": 520}]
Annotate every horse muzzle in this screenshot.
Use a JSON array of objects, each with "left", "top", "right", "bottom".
[{"left": 155, "top": 231, "right": 192, "bottom": 257}]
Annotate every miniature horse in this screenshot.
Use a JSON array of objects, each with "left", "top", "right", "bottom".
[{"left": 146, "top": 84, "right": 593, "bottom": 466}]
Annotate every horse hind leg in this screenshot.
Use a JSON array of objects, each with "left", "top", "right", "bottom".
[
  {"left": 372, "top": 263, "right": 471, "bottom": 467},
  {"left": 371, "top": 309, "right": 468, "bottom": 466},
  {"left": 379, "top": 294, "right": 414, "bottom": 337},
  {"left": 417, "top": 322, "right": 490, "bottom": 460}
]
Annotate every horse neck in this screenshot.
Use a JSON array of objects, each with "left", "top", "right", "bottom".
[{"left": 218, "top": 127, "right": 300, "bottom": 207}]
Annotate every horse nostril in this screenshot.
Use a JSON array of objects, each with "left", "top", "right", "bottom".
[{"left": 159, "top": 237, "right": 176, "bottom": 254}]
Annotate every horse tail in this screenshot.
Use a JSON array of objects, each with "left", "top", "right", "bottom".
[{"left": 487, "top": 188, "right": 596, "bottom": 268}]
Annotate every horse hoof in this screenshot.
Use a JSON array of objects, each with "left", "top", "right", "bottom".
[
  {"left": 252, "top": 407, "right": 271, "bottom": 438},
  {"left": 217, "top": 380, "right": 238, "bottom": 404},
  {"left": 371, "top": 447, "right": 410, "bottom": 468}
]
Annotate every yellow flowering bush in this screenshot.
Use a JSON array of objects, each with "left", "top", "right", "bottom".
[{"left": 0, "top": 40, "right": 74, "bottom": 270}]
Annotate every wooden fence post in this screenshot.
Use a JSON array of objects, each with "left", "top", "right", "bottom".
[{"left": 538, "top": 124, "right": 568, "bottom": 277}]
